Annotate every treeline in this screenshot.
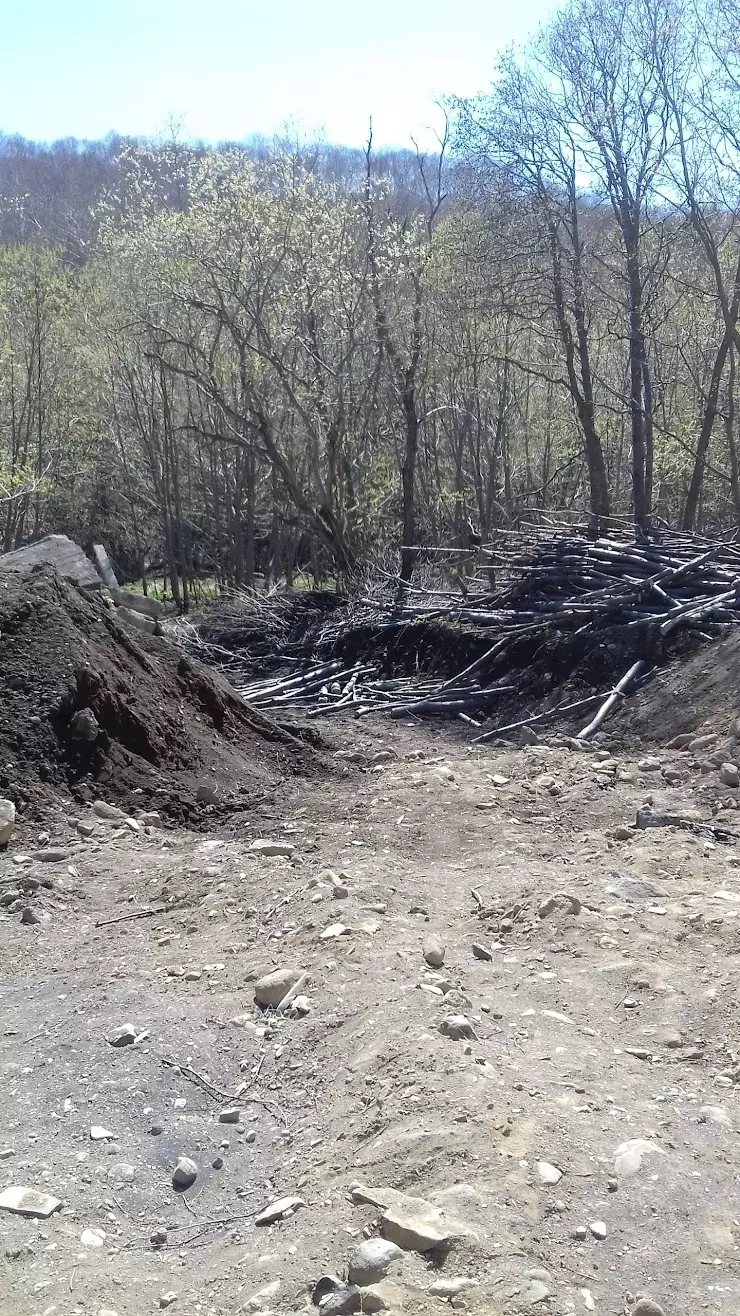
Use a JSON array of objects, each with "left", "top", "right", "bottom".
[{"left": 3, "top": 0, "right": 740, "bottom": 602}]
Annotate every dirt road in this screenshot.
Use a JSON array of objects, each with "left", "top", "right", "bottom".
[{"left": 2, "top": 721, "right": 739, "bottom": 1315}]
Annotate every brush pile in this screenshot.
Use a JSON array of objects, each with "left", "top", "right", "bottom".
[{"left": 176, "top": 530, "right": 740, "bottom": 741}]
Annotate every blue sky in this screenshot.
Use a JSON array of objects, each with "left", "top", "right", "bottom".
[{"left": 0, "top": 0, "right": 557, "bottom": 149}]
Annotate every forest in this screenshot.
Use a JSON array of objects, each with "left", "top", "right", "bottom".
[{"left": 2, "top": 0, "right": 740, "bottom": 605}]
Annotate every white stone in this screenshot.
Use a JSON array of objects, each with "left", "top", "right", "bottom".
[
  {"left": 700, "top": 1104, "right": 732, "bottom": 1126},
  {"left": 320, "top": 922, "right": 348, "bottom": 939},
  {"left": 0, "top": 1186, "right": 61, "bottom": 1218},
  {"left": 93, "top": 800, "right": 126, "bottom": 821},
  {"left": 348, "top": 1238, "right": 404, "bottom": 1285},
  {"left": 614, "top": 1137, "right": 666, "bottom": 1177},
  {"left": 249, "top": 838, "right": 295, "bottom": 857},
  {"left": 254, "top": 1194, "right": 305, "bottom": 1225},
  {"left": 0, "top": 798, "right": 15, "bottom": 844},
  {"left": 81, "top": 1228, "right": 106, "bottom": 1247},
  {"left": 536, "top": 1160, "right": 562, "bottom": 1185}
]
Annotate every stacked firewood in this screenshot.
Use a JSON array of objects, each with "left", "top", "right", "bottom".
[{"left": 179, "top": 531, "right": 740, "bottom": 740}]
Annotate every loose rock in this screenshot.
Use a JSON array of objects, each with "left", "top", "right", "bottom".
[
  {"left": 219, "top": 1107, "right": 241, "bottom": 1123},
  {"left": 254, "top": 1193, "right": 305, "bottom": 1225},
  {"left": 632, "top": 1302, "right": 667, "bottom": 1316},
  {"left": 438, "top": 1014, "right": 475, "bottom": 1040},
  {"left": 422, "top": 936, "right": 445, "bottom": 967},
  {"left": 427, "top": 1277, "right": 480, "bottom": 1298},
  {"left": 350, "top": 1182, "right": 468, "bottom": 1253},
  {"left": 536, "top": 1160, "right": 562, "bottom": 1185},
  {"left": 347, "top": 1238, "right": 403, "bottom": 1286},
  {"left": 108, "top": 1162, "right": 135, "bottom": 1184},
  {"left": 0, "top": 798, "right": 16, "bottom": 844},
  {"left": 356, "top": 1282, "right": 405, "bottom": 1313},
  {"left": 70, "top": 707, "right": 100, "bottom": 742},
  {"left": 93, "top": 800, "right": 126, "bottom": 821},
  {"left": 0, "top": 1186, "right": 61, "bottom": 1218},
  {"left": 172, "top": 1156, "right": 198, "bottom": 1189},
  {"left": 254, "top": 967, "right": 305, "bottom": 1007},
  {"left": 321, "top": 922, "right": 349, "bottom": 939},
  {"left": 699, "top": 1104, "right": 732, "bottom": 1126},
  {"left": 472, "top": 942, "right": 492, "bottom": 961},
  {"left": 249, "top": 838, "right": 295, "bottom": 857},
  {"left": 81, "top": 1227, "right": 107, "bottom": 1247},
  {"left": 614, "top": 1138, "right": 666, "bottom": 1177},
  {"left": 108, "top": 1023, "right": 137, "bottom": 1047},
  {"left": 317, "top": 1286, "right": 362, "bottom": 1315},
  {"left": 244, "top": 1280, "right": 281, "bottom": 1311}
]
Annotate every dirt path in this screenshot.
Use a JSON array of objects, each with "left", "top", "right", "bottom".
[{"left": 2, "top": 720, "right": 739, "bottom": 1315}]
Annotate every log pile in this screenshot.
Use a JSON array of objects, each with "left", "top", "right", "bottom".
[{"left": 177, "top": 531, "right": 740, "bottom": 741}]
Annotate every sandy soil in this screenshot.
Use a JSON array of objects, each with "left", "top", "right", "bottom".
[{"left": 2, "top": 716, "right": 740, "bottom": 1316}]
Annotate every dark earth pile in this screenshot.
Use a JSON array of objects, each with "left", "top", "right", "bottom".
[
  {"left": 0, "top": 569, "right": 323, "bottom": 823},
  {"left": 614, "top": 622, "right": 740, "bottom": 744}
]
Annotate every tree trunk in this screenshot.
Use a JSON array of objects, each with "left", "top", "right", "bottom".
[
  {"left": 399, "top": 387, "right": 420, "bottom": 583},
  {"left": 682, "top": 325, "right": 734, "bottom": 531},
  {"left": 627, "top": 245, "right": 650, "bottom": 529}
]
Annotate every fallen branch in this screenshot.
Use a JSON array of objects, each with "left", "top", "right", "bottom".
[
  {"left": 96, "top": 906, "right": 166, "bottom": 928},
  {"left": 472, "top": 692, "right": 607, "bottom": 745},
  {"left": 575, "top": 661, "right": 646, "bottom": 740}
]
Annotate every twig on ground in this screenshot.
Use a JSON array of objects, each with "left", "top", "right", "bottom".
[{"left": 96, "top": 906, "right": 166, "bottom": 928}]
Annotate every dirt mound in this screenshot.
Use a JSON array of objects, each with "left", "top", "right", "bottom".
[
  {"left": 614, "top": 624, "right": 740, "bottom": 744},
  {"left": 0, "top": 568, "right": 323, "bottom": 823}
]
